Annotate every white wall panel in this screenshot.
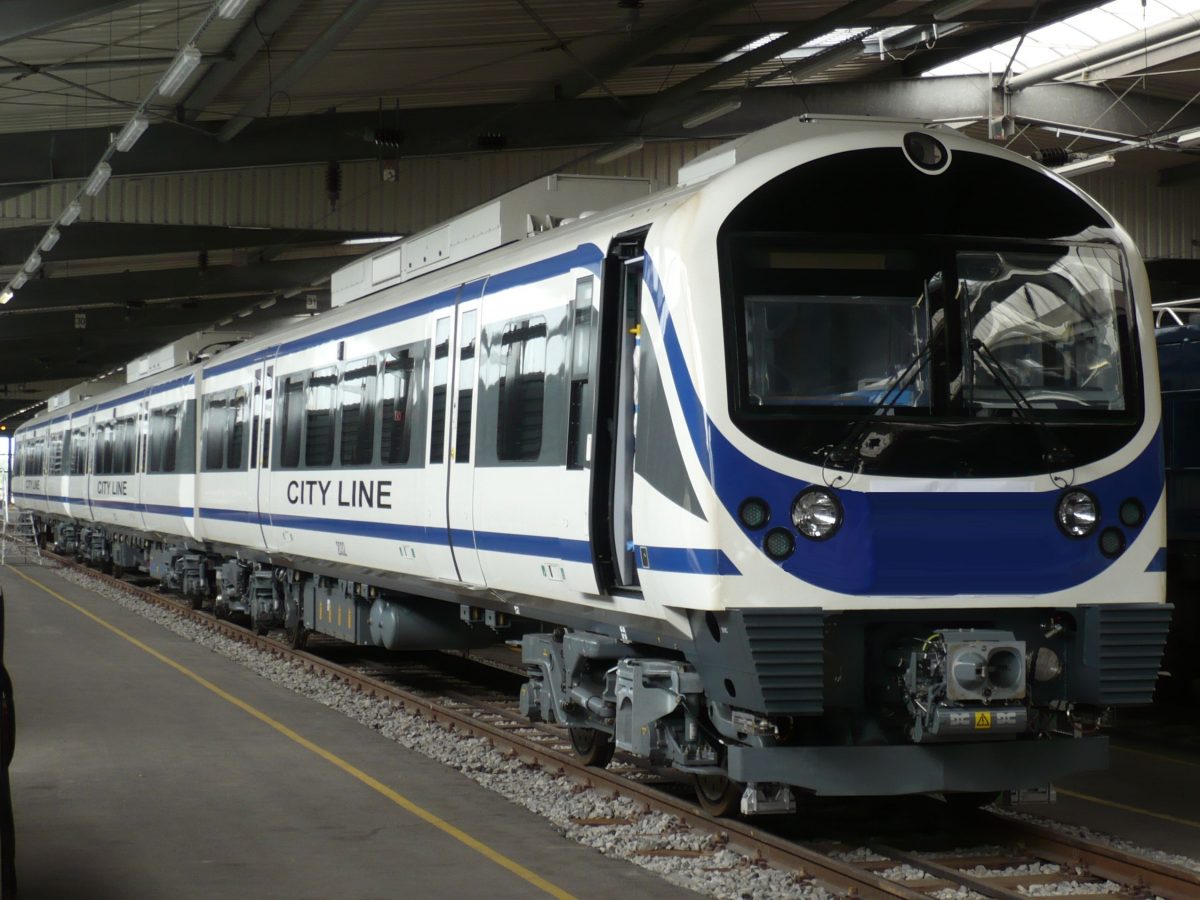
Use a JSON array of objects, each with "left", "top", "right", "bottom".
[{"left": 0, "top": 139, "right": 721, "bottom": 237}]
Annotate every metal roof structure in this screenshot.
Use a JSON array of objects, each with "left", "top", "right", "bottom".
[{"left": 2, "top": 0, "right": 1200, "bottom": 421}]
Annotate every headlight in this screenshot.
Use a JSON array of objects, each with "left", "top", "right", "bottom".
[
  {"left": 1056, "top": 490, "right": 1098, "bottom": 538},
  {"left": 791, "top": 488, "right": 843, "bottom": 541}
]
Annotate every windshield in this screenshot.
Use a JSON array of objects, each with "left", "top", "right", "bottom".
[
  {"left": 958, "top": 246, "right": 1125, "bottom": 413},
  {"left": 733, "top": 239, "right": 1130, "bottom": 419}
]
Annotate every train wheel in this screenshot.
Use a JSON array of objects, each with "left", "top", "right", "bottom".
[
  {"left": 285, "top": 621, "right": 309, "bottom": 650},
  {"left": 693, "top": 773, "right": 743, "bottom": 818},
  {"left": 568, "top": 727, "right": 615, "bottom": 768}
]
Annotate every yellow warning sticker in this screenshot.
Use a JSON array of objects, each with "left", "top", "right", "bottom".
[{"left": 974, "top": 711, "right": 992, "bottom": 729}]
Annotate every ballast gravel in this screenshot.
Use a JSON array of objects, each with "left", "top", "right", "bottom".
[
  {"left": 51, "top": 565, "right": 829, "bottom": 900},
  {"left": 48, "top": 562, "right": 1200, "bottom": 899}
]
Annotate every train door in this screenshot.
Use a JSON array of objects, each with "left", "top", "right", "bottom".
[
  {"left": 446, "top": 280, "right": 486, "bottom": 586},
  {"left": 254, "top": 358, "right": 274, "bottom": 542},
  {"left": 134, "top": 394, "right": 150, "bottom": 533},
  {"left": 592, "top": 235, "right": 645, "bottom": 592}
]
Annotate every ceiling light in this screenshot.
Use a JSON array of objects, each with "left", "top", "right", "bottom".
[
  {"left": 258, "top": 298, "right": 277, "bottom": 309},
  {"left": 0, "top": 290, "right": 11, "bottom": 306},
  {"left": 595, "top": 138, "right": 644, "bottom": 165},
  {"left": 158, "top": 45, "right": 202, "bottom": 98},
  {"left": 11, "top": 272, "right": 26, "bottom": 290},
  {"left": 933, "top": 0, "right": 987, "bottom": 21},
  {"left": 59, "top": 201, "right": 81, "bottom": 226},
  {"left": 217, "top": 0, "right": 252, "bottom": 18},
  {"left": 39, "top": 228, "right": 60, "bottom": 252},
  {"left": 23, "top": 253, "right": 42, "bottom": 274},
  {"left": 84, "top": 162, "right": 112, "bottom": 197},
  {"left": 1053, "top": 153, "right": 1116, "bottom": 179},
  {"left": 682, "top": 97, "right": 743, "bottom": 129},
  {"left": 236, "top": 308, "right": 254, "bottom": 317},
  {"left": 114, "top": 115, "right": 149, "bottom": 152},
  {"left": 1176, "top": 129, "right": 1200, "bottom": 147},
  {"left": 341, "top": 235, "right": 405, "bottom": 245}
]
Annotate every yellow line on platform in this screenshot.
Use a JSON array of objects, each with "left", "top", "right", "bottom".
[
  {"left": 1055, "top": 787, "right": 1200, "bottom": 830},
  {"left": 6, "top": 565, "right": 575, "bottom": 900},
  {"left": 1112, "top": 743, "right": 1200, "bottom": 770}
]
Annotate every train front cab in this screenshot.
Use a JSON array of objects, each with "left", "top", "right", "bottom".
[{"left": 656, "top": 123, "right": 1171, "bottom": 802}]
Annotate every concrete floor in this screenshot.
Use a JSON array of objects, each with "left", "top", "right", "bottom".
[
  {"left": 1011, "top": 719, "right": 1200, "bottom": 859},
  {"left": 0, "top": 562, "right": 698, "bottom": 900}
]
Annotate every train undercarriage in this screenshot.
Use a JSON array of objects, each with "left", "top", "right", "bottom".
[{"left": 35, "top": 514, "right": 1172, "bottom": 817}]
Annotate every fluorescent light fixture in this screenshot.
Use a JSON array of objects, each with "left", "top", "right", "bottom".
[
  {"left": 1053, "top": 153, "right": 1116, "bottom": 179},
  {"left": 84, "top": 162, "right": 112, "bottom": 197},
  {"left": 1176, "top": 129, "right": 1200, "bottom": 147},
  {"left": 114, "top": 115, "right": 149, "bottom": 152},
  {"left": 59, "top": 200, "right": 81, "bottom": 226},
  {"left": 39, "top": 228, "right": 60, "bottom": 253},
  {"left": 217, "top": 0, "right": 252, "bottom": 18},
  {"left": 258, "top": 298, "right": 277, "bottom": 309},
  {"left": 11, "top": 272, "right": 26, "bottom": 290},
  {"left": 595, "top": 138, "right": 644, "bottom": 165},
  {"left": 0, "top": 290, "right": 11, "bottom": 306},
  {"left": 341, "top": 235, "right": 405, "bottom": 246},
  {"left": 23, "top": 252, "right": 41, "bottom": 274},
  {"left": 217, "top": 317, "right": 234, "bottom": 326},
  {"left": 158, "top": 45, "right": 202, "bottom": 98},
  {"left": 236, "top": 308, "right": 254, "bottom": 318},
  {"left": 933, "top": 0, "right": 987, "bottom": 21},
  {"left": 682, "top": 97, "right": 743, "bottom": 129}
]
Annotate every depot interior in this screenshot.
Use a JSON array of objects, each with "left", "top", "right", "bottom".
[{"left": 0, "top": 0, "right": 1198, "bottom": 722}]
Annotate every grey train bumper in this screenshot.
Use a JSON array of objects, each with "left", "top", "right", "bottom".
[{"left": 727, "top": 736, "right": 1108, "bottom": 796}]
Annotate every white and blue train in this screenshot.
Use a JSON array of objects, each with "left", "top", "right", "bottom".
[{"left": 12, "top": 118, "right": 1171, "bottom": 815}]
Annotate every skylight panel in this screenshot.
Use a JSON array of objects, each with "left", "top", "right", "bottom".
[{"left": 923, "top": 0, "right": 1200, "bottom": 78}]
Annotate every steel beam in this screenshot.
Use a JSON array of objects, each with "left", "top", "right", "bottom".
[
  {"left": 0, "top": 78, "right": 1194, "bottom": 189},
  {"left": 1055, "top": 32, "right": 1200, "bottom": 86},
  {"left": 552, "top": 0, "right": 758, "bottom": 101},
  {"left": 641, "top": 0, "right": 898, "bottom": 118},
  {"left": 0, "top": 0, "right": 137, "bottom": 44},
  {"left": 217, "top": 0, "right": 385, "bottom": 142},
  {"left": 895, "top": 0, "right": 1106, "bottom": 77},
  {"left": 0, "top": 223, "right": 381, "bottom": 266},
  {"left": 180, "top": 0, "right": 307, "bottom": 122}
]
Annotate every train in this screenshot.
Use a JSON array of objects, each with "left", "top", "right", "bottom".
[{"left": 10, "top": 117, "right": 1171, "bottom": 816}]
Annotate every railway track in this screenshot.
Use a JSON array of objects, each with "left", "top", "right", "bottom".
[{"left": 30, "top": 550, "right": 1200, "bottom": 899}]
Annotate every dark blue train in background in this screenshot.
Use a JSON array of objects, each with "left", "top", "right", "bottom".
[{"left": 1156, "top": 301, "right": 1200, "bottom": 699}]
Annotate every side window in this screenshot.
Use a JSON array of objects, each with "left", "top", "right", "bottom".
[
  {"left": 203, "top": 393, "right": 228, "bottom": 471},
  {"left": 227, "top": 388, "right": 248, "bottom": 470},
  {"left": 339, "top": 358, "right": 377, "bottom": 467},
  {"left": 148, "top": 406, "right": 179, "bottom": 474},
  {"left": 456, "top": 310, "right": 477, "bottom": 464},
  {"left": 178, "top": 400, "right": 197, "bottom": 474},
  {"left": 69, "top": 427, "right": 88, "bottom": 475},
  {"left": 48, "top": 433, "right": 64, "bottom": 476},
  {"left": 305, "top": 367, "right": 337, "bottom": 467},
  {"left": 567, "top": 277, "right": 595, "bottom": 469},
  {"left": 429, "top": 318, "right": 451, "bottom": 464},
  {"left": 278, "top": 376, "right": 305, "bottom": 469},
  {"left": 115, "top": 418, "right": 133, "bottom": 475},
  {"left": 379, "top": 344, "right": 426, "bottom": 467},
  {"left": 496, "top": 316, "right": 548, "bottom": 462}
]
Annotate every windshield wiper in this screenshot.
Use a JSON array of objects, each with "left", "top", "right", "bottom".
[
  {"left": 968, "top": 337, "right": 1074, "bottom": 471},
  {"left": 824, "top": 322, "right": 940, "bottom": 472}
]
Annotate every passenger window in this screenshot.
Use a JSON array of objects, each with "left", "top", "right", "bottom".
[
  {"left": 456, "top": 310, "right": 477, "bottom": 464},
  {"left": 228, "top": 388, "right": 248, "bottom": 470},
  {"left": 203, "top": 394, "right": 228, "bottom": 471},
  {"left": 305, "top": 367, "right": 337, "bottom": 467},
  {"left": 278, "top": 376, "right": 305, "bottom": 469},
  {"left": 497, "top": 317, "right": 548, "bottom": 462},
  {"left": 429, "top": 318, "right": 451, "bottom": 464},
  {"left": 567, "top": 277, "right": 595, "bottom": 469},
  {"left": 339, "top": 358, "right": 377, "bottom": 466}
]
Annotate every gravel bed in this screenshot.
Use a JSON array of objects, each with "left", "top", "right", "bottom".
[{"left": 51, "top": 564, "right": 835, "bottom": 899}]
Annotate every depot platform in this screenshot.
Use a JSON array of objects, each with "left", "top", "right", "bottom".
[{"left": 0, "top": 560, "right": 697, "bottom": 900}]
